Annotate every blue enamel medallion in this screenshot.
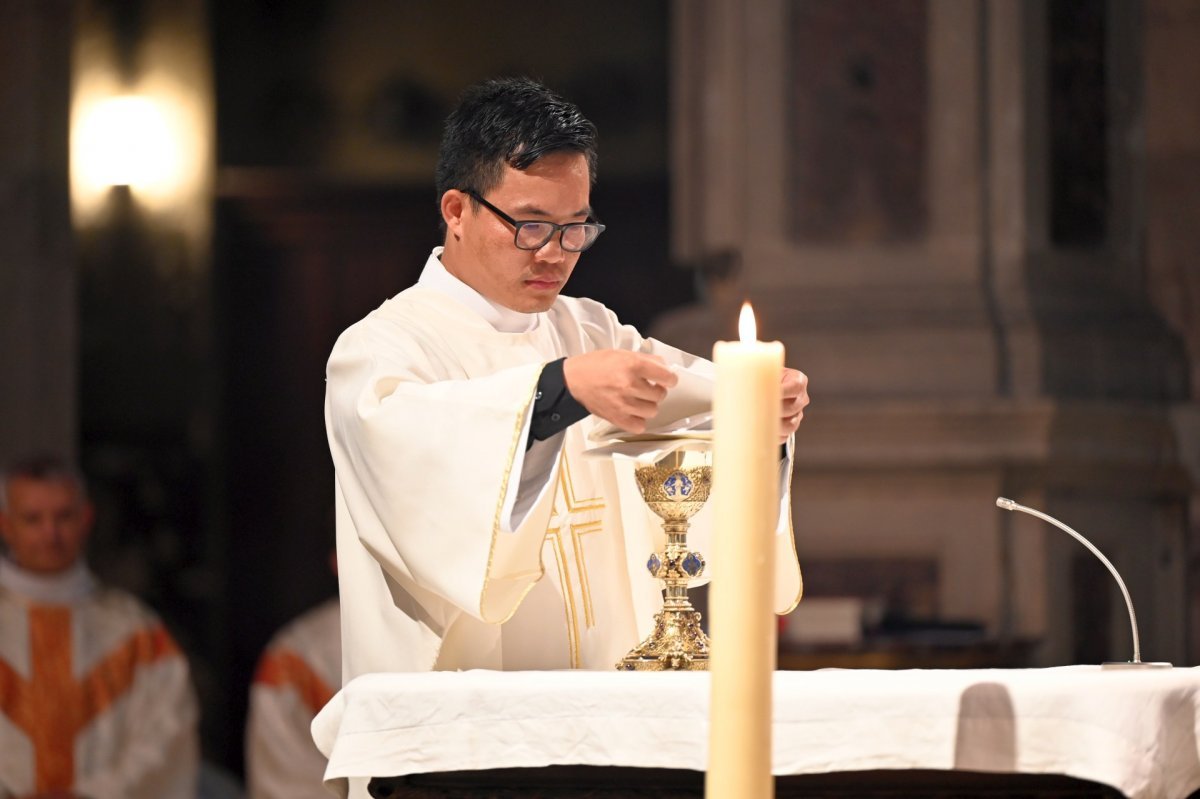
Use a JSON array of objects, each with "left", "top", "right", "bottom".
[{"left": 663, "top": 472, "right": 693, "bottom": 499}]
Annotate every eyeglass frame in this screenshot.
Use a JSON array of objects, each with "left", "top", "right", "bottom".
[{"left": 460, "top": 189, "right": 606, "bottom": 252}]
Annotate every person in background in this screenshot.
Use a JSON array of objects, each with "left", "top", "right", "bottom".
[
  {"left": 0, "top": 455, "right": 199, "bottom": 799},
  {"left": 245, "top": 552, "right": 340, "bottom": 799}
]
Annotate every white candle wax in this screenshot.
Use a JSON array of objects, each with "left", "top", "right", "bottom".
[{"left": 706, "top": 303, "right": 783, "bottom": 799}]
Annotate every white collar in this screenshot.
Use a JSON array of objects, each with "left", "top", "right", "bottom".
[
  {"left": 0, "top": 557, "right": 97, "bottom": 605},
  {"left": 417, "top": 247, "right": 540, "bottom": 334}
]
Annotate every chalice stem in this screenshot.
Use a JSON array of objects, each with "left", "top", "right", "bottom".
[{"left": 663, "top": 527, "right": 692, "bottom": 610}]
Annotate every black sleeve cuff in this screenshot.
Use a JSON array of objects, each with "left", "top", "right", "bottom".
[{"left": 527, "top": 358, "right": 590, "bottom": 449}]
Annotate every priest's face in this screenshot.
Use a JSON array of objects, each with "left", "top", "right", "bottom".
[
  {"left": 0, "top": 476, "right": 93, "bottom": 574},
  {"left": 441, "top": 151, "right": 592, "bottom": 313}
]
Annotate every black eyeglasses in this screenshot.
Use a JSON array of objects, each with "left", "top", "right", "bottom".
[{"left": 462, "top": 189, "right": 606, "bottom": 252}]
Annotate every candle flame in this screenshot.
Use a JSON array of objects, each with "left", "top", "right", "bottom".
[{"left": 738, "top": 302, "right": 757, "bottom": 342}]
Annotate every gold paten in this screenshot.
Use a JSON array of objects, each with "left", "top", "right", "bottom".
[{"left": 617, "top": 448, "right": 712, "bottom": 671}]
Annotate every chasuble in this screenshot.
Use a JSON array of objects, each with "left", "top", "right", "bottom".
[
  {"left": 247, "top": 597, "right": 340, "bottom": 799},
  {"left": 0, "top": 559, "right": 199, "bottom": 799},
  {"left": 325, "top": 250, "right": 802, "bottom": 681}
]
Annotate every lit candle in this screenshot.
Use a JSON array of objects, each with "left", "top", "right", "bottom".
[{"left": 706, "top": 302, "right": 783, "bottom": 799}]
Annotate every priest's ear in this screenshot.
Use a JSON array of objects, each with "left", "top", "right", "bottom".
[{"left": 440, "top": 189, "right": 469, "bottom": 242}]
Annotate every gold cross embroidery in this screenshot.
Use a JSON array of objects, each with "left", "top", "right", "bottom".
[{"left": 545, "top": 453, "right": 605, "bottom": 667}]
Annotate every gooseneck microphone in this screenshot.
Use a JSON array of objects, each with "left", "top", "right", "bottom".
[{"left": 996, "top": 497, "right": 1171, "bottom": 669}]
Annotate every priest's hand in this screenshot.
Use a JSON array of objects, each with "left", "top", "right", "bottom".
[
  {"left": 563, "top": 350, "right": 678, "bottom": 434},
  {"left": 779, "top": 367, "right": 810, "bottom": 444}
]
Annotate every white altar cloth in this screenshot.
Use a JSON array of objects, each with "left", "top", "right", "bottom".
[{"left": 312, "top": 666, "right": 1200, "bottom": 799}]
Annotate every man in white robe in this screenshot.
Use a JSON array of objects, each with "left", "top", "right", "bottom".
[
  {"left": 0, "top": 456, "right": 199, "bottom": 799},
  {"left": 325, "top": 78, "right": 810, "bottom": 683},
  {"left": 246, "top": 549, "right": 340, "bottom": 799},
  {"left": 246, "top": 596, "right": 340, "bottom": 799}
]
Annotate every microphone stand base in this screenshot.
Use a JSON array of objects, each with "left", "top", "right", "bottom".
[{"left": 1101, "top": 661, "right": 1173, "bottom": 669}]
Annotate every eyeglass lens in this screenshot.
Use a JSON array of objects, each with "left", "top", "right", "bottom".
[{"left": 515, "top": 222, "right": 601, "bottom": 252}]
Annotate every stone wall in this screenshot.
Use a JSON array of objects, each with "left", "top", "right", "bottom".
[{"left": 663, "top": 0, "right": 1197, "bottom": 666}]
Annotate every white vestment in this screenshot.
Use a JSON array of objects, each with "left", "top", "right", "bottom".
[
  {"left": 325, "top": 248, "right": 802, "bottom": 681},
  {"left": 246, "top": 597, "right": 340, "bottom": 799},
  {"left": 0, "top": 559, "right": 199, "bottom": 799}
]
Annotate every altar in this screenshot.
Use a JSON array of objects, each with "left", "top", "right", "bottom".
[{"left": 313, "top": 666, "right": 1200, "bottom": 799}]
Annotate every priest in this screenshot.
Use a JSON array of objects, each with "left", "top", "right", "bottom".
[
  {"left": 324, "top": 77, "right": 809, "bottom": 684},
  {"left": 0, "top": 456, "right": 198, "bottom": 799}
]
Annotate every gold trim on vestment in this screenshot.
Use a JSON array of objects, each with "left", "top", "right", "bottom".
[
  {"left": 543, "top": 451, "right": 607, "bottom": 664},
  {"left": 545, "top": 527, "right": 581, "bottom": 668},
  {"left": 571, "top": 520, "right": 603, "bottom": 628},
  {"left": 478, "top": 369, "right": 548, "bottom": 625},
  {"left": 556, "top": 453, "right": 606, "bottom": 632},
  {"left": 560, "top": 453, "right": 604, "bottom": 512}
]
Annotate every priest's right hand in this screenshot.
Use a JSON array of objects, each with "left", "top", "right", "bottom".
[{"left": 562, "top": 350, "right": 678, "bottom": 434}]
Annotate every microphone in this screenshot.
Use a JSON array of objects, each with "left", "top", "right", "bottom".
[{"left": 995, "top": 497, "right": 1171, "bottom": 669}]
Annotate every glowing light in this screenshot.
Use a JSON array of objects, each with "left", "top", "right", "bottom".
[
  {"left": 738, "top": 301, "right": 757, "bottom": 342},
  {"left": 69, "top": 8, "right": 214, "bottom": 245},
  {"left": 74, "top": 95, "right": 182, "bottom": 192}
]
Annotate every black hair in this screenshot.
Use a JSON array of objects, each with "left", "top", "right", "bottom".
[{"left": 434, "top": 77, "right": 598, "bottom": 221}]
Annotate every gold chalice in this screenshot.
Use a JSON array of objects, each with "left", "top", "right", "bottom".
[{"left": 617, "top": 447, "right": 711, "bottom": 671}]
